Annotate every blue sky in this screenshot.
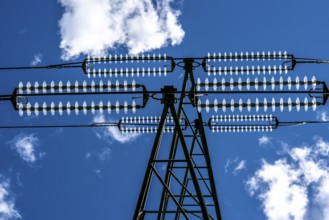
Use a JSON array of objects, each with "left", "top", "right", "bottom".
[{"left": 1, "top": 0, "right": 329, "bottom": 219}]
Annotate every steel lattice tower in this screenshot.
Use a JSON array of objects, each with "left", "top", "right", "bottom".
[{"left": 133, "top": 59, "right": 221, "bottom": 219}]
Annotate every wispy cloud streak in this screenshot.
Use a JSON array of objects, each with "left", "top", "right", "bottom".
[
  {"left": 225, "top": 157, "right": 247, "bottom": 176},
  {"left": 93, "top": 114, "right": 140, "bottom": 144},
  {"left": 233, "top": 160, "right": 246, "bottom": 175},
  {"left": 30, "top": 53, "right": 43, "bottom": 66}
]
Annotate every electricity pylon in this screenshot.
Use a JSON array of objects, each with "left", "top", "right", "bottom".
[{"left": 0, "top": 51, "right": 329, "bottom": 219}]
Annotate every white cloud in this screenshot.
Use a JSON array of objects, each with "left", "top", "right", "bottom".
[
  {"left": 0, "top": 177, "right": 21, "bottom": 220},
  {"left": 247, "top": 159, "right": 307, "bottom": 220},
  {"left": 161, "top": 164, "right": 167, "bottom": 171},
  {"left": 315, "top": 137, "right": 329, "bottom": 155},
  {"left": 18, "top": 28, "right": 27, "bottom": 34},
  {"left": 258, "top": 135, "right": 271, "bottom": 146},
  {"left": 317, "top": 110, "right": 329, "bottom": 122},
  {"left": 224, "top": 159, "right": 231, "bottom": 173},
  {"left": 93, "top": 114, "right": 140, "bottom": 144},
  {"left": 233, "top": 160, "right": 246, "bottom": 175},
  {"left": 247, "top": 137, "right": 329, "bottom": 220},
  {"left": 94, "top": 169, "right": 102, "bottom": 177},
  {"left": 98, "top": 147, "right": 112, "bottom": 162},
  {"left": 85, "top": 152, "right": 92, "bottom": 159},
  {"left": 9, "top": 133, "right": 40, "bottom": 164},
  {"left": 30, "top": 53, "right": 43, "bottom": 66},
  {"left": 58, "top": 0, "right": 185, "bottom": 60},
  {"left": 225, "top": 158, "right": 246, "bottom": 175}
]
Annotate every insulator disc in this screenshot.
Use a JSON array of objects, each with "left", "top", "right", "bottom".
[
  {"left": 196, "top": 78, "right": 201, "bottom": 91},
  {"left": 296, "top": 98, "right": 300, "bottom": 112},
  {"left": 273, "top": 65, "right": 277, "bottom": 74},
  {"left": 43, "top": 102, "right": 48, "bottom": 116},
  {"left": 263, "top": 77, "right": 267, "bottom": 91},
  {"left": 99, "top": 80, "right": 104, "bottom": 92},
  {"left": 116, "top": 80, "right": 120, "bottom": 91},
  {"left": 205, "top": 78, "right": 209, "bottom": 91},
  {"left": 82, "top": 81, "right": 87, "bottom": 93},
  {"left": 304, "top": 97, "right": 308, "bottom": 111},
  {"left": 67, "top": 81, "right": 71, "bottom": 93},
  {"left": 246, "top": 78, "right": 250, "bottom": 91},
  {"left": 247, "top": 99, "right": 251, "bottom": 112},
  {"left": 91, "top": 101, "right": 95, "bottom": 114},
  {"left": 312, "top": 76, "right": 317, "bottom": 89},
  {"left": 272, "top": 98, "right": 276, "bottom": 112},
  {"left": 42, "top": 81, "right": 47, "bottom": 93},
  {"left": 58, "top": 102, "right": 63, "bottom": 116},
  {"left": 222, "top": 99, "right": 226, "bottom": 112},
  {"left": 18, "top": 103, "right": 24, "bottom": 116},
  {"left": 64, "top": 102, "right": 69, "bottom": 115},
  {"left": 34, "top": 103, "right": 39, "bottom": 116},
  {"left": 230, "top": 78, "right": 234, "bottom": 91},
  {"left": 197, "top": 99, "right": 202, "bottom": 113},
  {"left": 213, "top": 78, "right": 217, "bottom": 91},
  {"left": 206, "top": 99, "right": 211, "bottom": 113},
  {"left": 93, "top": 68, "right": 97, "bottom": 77},
  {"left": 18, "top": 82, "right": 23, "bottom": 94},
  {"left": 271, "top": 77, "right": 275, "bottom": 91},
  {"left": 124, "top": 80, "right": 128, "bottom": 91},
  {"left": 34, "top": 82, "right": 39, "bottom": 94},
  {"left": 26, "top": 82, "right": 31, "bottom": 94},
  {"left": 50, "top": 102, "right": 55, "bottom": 116},
  {"left": 99, "top": 101, "right": 104, "bottom": 113},
  {"left": 230, "top": 99, "right": 235, "bottom": 112},
  {"left": 254, "top": 77, "right": 259, "bottom": 91},
  {"left": 312, "top": 98, "right": 317, "bottom": 111},
  {"left": 26, "top": 103, "right": 31, "bottom": 116},
  {"left": 304, "top": 76, "right": 308, "bottom": 90},
  {"left": 279, "top": 77, "right": 283, "bottom": 90},
  {"left": 280, "top": 98, "right": 284, "bottom": 112},
  {"left": 50, "top": 81, "right": 55, "bottom": 93},
  {"left": 91, "top": 80, "right": 95, "bottom": 92},
  {"left": 255, "top": 98, "right": 259, "bottom": 112},
  {"left": 59, "top": 81, "right": 63, "bottom": 93},
  {"left": 238, "top": 78, "right": 242, "bottom": 91},
  {"left": 83, "top": 101, "right": 87, "bottom": 115},
  {"left": 214, "top": 99, "right": 218, "bottom": 112},
  {"left": 75, "top": 81, "right": 79, "bottom": 93},
  {"left": 74, "top": 102, "right": 79, "bottom": 115},
  {"left": 124, "top": 101, "right": 128, "bottom": 114},
  {"left": 115, "top": 101, "right": 120, "bottom": 114},
  {"left": 239, "top": 99, "right": 243, "bottom": 112}
]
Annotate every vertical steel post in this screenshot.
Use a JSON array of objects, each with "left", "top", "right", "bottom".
[
  {"left": 157, "top": 61, "right": 191, "bottom": 220},
  {"left": 133, "top": 104, "right": 169, "bottom": 219}
]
